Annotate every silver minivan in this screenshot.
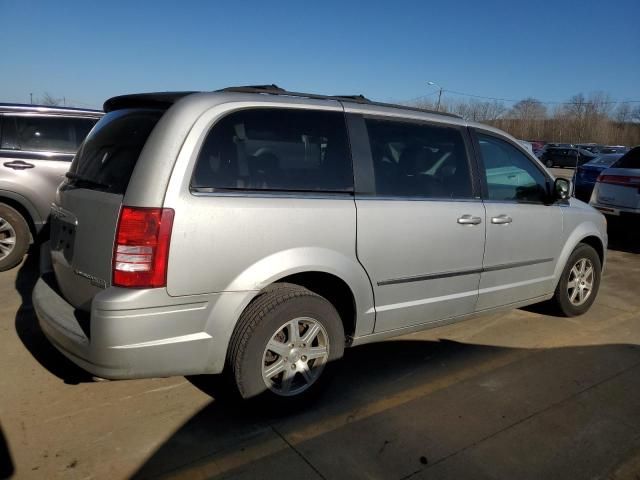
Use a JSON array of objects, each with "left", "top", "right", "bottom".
[{"left": 33, "top": 86, "right": 607, "bottom": 401}]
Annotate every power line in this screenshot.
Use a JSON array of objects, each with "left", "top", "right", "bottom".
[{"left": 438, "top": 89, "right": 640, "bottom": 105}]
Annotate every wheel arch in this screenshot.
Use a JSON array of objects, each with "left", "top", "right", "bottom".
[
  {"left": 0, "top": 191, "right": 42, "bottom": 241},
  {"left": 553, "top": 221, "right": 606, "bottom": 289}
]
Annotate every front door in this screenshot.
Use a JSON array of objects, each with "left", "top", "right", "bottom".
[
  {"left": 352, "top": 115, "right": 486, "bottom": 332},
  {"left": 473, "top": 131, "right": 563, "bottom": 311}
]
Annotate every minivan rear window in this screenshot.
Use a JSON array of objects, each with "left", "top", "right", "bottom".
[
  {"left": 191, "top": 108, "right": 353, "bottom": 193},
  {"left": 613, "top": 147, "right": 640, "bottom": 169},
  {"left": 68, "top": 109, "right": 163, "bottom": 194}
]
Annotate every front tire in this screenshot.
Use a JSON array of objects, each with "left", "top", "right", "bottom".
[
  {"left": 545, "top": 159, "right": 553, "bottom": 168},
  {"left": 228, "top": 284, "right": 345, "bottom": 402},
  {"left": 551, "top": 244, "right": 601, "bottom": 316},
  {"left": 0, "top": 203, "right": 30, "bottom": 272}
]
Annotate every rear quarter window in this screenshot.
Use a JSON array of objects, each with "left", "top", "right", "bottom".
[
  {"left": 69, "top": 109, "right": 163, "bottom": 194},
  {"left": 613, "top": 148, "right": 640, "bottom": 169},
  {"left": 191, "top": 108, "right": 353, "bottom": 193}
]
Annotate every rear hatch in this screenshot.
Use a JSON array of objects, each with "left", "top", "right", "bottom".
[
  {"left": 50, "top": 108, "right": 164, "bottom": 310},
  {"left": 594, "top": 148, "right": 640, "bottom": 210}
]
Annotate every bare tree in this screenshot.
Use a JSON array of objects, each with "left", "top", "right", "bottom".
[
  {"left": 510, "top": 98, "right": 547, "bottom": 120},
  {"left": 40, "top": 92, "right": 61, "bottom": 106},
  {"left": 615, "top": 103, "right": 633, "bottom": 123}
]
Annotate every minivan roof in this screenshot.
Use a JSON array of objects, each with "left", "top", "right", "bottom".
[
  {"left": 0, "top": 103, "right": 103, "bottom": 116},
  {"left": 103, "top": 85, "right": 462, "bottom": 119}
]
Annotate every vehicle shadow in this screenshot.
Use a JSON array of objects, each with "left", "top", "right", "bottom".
[
  {"left": 13, "top": 252, "right": 92, "bottom": 385},
  {"left": 606, "top": 218, "right": 639, "bottom": 254},
  {"left": 0, "top": 423, "right": 14, "bottom": 479},
  {"left": 131, "top": 340, "right": 640, "bottom": 479}
]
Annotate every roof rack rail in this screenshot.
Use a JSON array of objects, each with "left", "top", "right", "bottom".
[{"left": 216, "top": 85, "right": 461, "bottom": 118}]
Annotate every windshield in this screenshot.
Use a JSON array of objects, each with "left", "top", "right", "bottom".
[{"left": 69, "top": 109, "right": 163, "bottom": 194}]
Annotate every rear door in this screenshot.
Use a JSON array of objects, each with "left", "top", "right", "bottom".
[
  {"left": 0, "top": 113, "right": 98, "bottom": 220},
  {"left": 473, "top": 130, "right": 563, "bottom": 310},
  {"left": 351, "top": 115, "right": 486, "bottom": 332},
  {"left": 50, "top": 109, "right": 164, "bottom": 310}
]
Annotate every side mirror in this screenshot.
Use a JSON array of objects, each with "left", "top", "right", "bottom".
[{"left": 554, "top": 177, "right": 571, "bottom": 200}]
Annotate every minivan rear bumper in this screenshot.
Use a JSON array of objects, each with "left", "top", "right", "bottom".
[{"left": 33, "top": 245, "right": 253, "bottom": 379}]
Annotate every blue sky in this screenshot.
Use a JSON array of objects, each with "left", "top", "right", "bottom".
[{"left": 1, "top": 0, "right": 638, "bottom": 110}]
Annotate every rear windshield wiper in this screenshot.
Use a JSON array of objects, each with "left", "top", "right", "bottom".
[{"left": 65, "top": 172, "right": 111, "bottom": 189}]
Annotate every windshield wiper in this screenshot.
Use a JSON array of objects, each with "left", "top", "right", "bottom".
[{"left": 65, "top": 172, "right": 111, "bottom": 189}]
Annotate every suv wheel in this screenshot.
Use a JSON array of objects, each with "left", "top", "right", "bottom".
[
  {"left": 545, "top": 159, "right": 553, "bottom": 167},
  {"left": 551, "top": 243, "right": 601, "bottom": 316},
  {"left": 0, "top": 204, "right": 30, "bottom": 271},
  {"left": 228, "top": 283, "right": 345, "bottom": 402}
]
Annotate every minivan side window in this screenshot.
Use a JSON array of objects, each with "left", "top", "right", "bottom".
[
  {"left": 192, "top": 108, "right": 353, "bottom": 192},
  {"left": 364, "top": 118, "right": 473, "bottom": 199},
  {"left": 2, "top": 115, "right": 97, "bottom": 154},
  {"left": 477, "top": 133, "right": 549, "bottom": 203}
]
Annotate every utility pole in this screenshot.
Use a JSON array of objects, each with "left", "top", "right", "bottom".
[
  {"left": 428, "top": 81, "right": 444, "bottom": 111},
  {"left": 30, "top": 93, "right": 33, "bottom": 104}
]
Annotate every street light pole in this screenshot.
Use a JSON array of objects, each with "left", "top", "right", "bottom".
[{"left": 30, "top": 93, "right": 33, "bottom": 104}]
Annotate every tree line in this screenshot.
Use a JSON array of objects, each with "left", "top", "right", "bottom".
[{"left": 411, "top": 91, "right": 640, "bottom": 146}]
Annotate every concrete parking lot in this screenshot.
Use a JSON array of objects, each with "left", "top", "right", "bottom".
[{"left": 1, "top": 203, "right": 639, "bottom": 479}]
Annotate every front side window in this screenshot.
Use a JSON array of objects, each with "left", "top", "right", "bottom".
[
  {"left": 364, "top": 118, "right": 473, "bottom": 199},
  {"left": 478, "top": 133, "right": 549, "bottom": 203},
  {"left": 192, "top": 108, "right": 353, "bottom": 192},
  {"left": 3, "top": 115, "right": 97, "bottom": 154}
]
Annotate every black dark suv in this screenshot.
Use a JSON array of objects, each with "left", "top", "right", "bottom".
[{"left": 540, "top": 147, "right": 597, "bottom": 168}]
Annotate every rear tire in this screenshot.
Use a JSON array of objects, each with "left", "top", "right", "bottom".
[
  {"left": 545, "top": 159, "right": 553, "bottom": 168},
  {"left": 0, "top": 203, "right": 30, "bottom": 272},
  {"left": 228, "top": 284, "right": 345, "bottom": 404},
  {"left": 550, "top": 244, "right": 601, "bottom": 317}
]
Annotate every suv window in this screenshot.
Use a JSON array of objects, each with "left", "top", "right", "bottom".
[
  {"left": 192, "top": 108, "right": 353, "bottom": 192},
  {"left": 477, "top": 133, "right": 549, "bottom": 203},
  {"left": 69, "top": 109, "right": 163, "bottom": 194},
  {"left": 1, "top": 115, "right": 97, "bottom": 154},
  {"left": 613, "top": 147, "right": 640, "bottom": 169},
  {"left": 364, "top": 118, "right": 473, "bottom": 198}
]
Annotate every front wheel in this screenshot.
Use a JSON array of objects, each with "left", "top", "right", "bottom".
[
  {"left": 545, "top": 159, "right": 553, "bottom": 168},
  {"left": 228, "top": 284, "right": 345, "bottom": 402},
  {"left": 550, "top": 244, "right": 601, "bottom": 316}
]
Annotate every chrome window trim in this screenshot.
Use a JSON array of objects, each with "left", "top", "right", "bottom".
[{"left": 191, "top": 190, "right": 354, "bottom": 200}]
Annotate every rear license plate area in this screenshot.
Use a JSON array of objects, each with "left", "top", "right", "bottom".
[{"left": 50, "top": 214, "right": 76, "bottom": 261}]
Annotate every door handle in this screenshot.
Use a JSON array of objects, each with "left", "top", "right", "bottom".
[
  {"left": 457, "top": 214, "right": 482, "bottom": 225},
  {"left": 491, "top": 214, "right": 513, "bottom": 225},
  {"left": 3, "top": 161, "right": 35, "bottom": 170}
]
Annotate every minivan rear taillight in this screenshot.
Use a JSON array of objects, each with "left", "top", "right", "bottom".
[{"left": 113, "top": 207, "right": 175, "bottom": 288}]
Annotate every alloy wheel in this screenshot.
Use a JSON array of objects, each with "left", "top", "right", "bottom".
[
  {"left": 0, "top": 217, "right": 17, "bottom": 261},
  {"left": 567, "top": 258, "right": 594, "bottom": 306},
  {"left": 261, "top": 317, "right": 330, "bottom": 397}
]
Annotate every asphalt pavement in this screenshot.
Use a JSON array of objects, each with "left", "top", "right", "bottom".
[{"left": 1, "top": 223, "right": 639, "bottom": 479}]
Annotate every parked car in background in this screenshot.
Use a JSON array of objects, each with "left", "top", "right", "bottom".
[
  {"left": 33, "top": 85, "right": 606, "bottom": 403},
  {"left": 575, "top": 144, "right": 604, "bottom": 154},
  {"left": 599, "top": 146, "right": 629, "bottom": 154},
  {"left": 572, "top": 153, "right": 624, "bottom": 201},
  {"left": 540, "top": 147, "right": 597, "bottom": 168},
  {"left": 590, "top": 146, "right": 640, "bottom": 217},
  {"left": 0, "top": 103, "right": 102, "bottom": 270},
  {"left": 518, "top": 140, "right": 534, "bottom": 155}
]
